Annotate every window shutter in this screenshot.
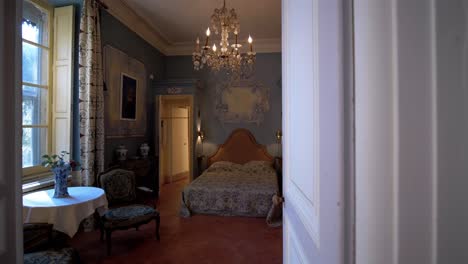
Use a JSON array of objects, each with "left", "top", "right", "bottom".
[{"left": 52, "top": 6, "right": 74, "bottom": 157}]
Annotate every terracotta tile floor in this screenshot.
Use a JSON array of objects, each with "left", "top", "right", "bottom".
[{"left": 71, "top": 178, "right": 282, "bottom": 263}]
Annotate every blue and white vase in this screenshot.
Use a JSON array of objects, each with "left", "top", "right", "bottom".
[
  {"left": 140, "top": 143, "right": 150, "bottom": 158},
  {"left": 116, "top": 145, "right": 128, "bottom": 161},
  {"left": 52, "top": 164, "right": 71, "bottom": 198}
]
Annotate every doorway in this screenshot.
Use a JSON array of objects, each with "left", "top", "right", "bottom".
[{"left": 158, "top": 95, "right": 194, "bottom": 189}]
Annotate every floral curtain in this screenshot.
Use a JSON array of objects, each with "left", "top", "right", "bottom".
[{"left": 79, "top": 0, "right": 104, "bottom": 187}]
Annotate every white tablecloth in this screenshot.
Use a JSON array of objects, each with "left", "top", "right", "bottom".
[{"left": 23, "top": 186, "right": 108, "bottom": 237}]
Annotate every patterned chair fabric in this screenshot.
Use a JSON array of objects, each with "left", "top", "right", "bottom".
[
  {"left": 97, "top": 168, "right": 160, "bottom": 255},
  {"left": 103, "top": 205, "right": 156, "bottom": 229},
  {"left": 98, "top": 169, "right": 136, "bottom": 206},
  {"left": 24, "top": 247, "right": 79, "bottom": 264},
  {"left": 23, "top": 223, "right": 80, "bottom": 264}
]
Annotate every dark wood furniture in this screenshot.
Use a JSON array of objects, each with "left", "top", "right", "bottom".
[
  {"left": 109, "top": 155, "right": 159, "bottom": 197},
  {"left": 97, "top": 168, "right": 160, "bottom": 256},
  {"left": 207, "top": 129, "right": 274, "bottom": 167}
]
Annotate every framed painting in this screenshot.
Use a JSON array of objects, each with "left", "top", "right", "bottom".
[
  {"left": 120, "top": 73, "right": 138, "bottom": 121},
  {"left": 104, "top": 45, "right": 147, "bottom": 138}
]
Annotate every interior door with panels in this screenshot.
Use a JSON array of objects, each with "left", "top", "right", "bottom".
[{"left": 282, "top": 0, "right": 346, "bottom": 263}]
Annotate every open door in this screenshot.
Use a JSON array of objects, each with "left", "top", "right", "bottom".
[
  {"left": 158, "top": 95, "right": 193, "bottom": 187},
  {"left": 170, "top": 106, "right": 190, "bottom": 182},
  {"left": 282, "top": 0, "right": 347, "bottom": 263}
]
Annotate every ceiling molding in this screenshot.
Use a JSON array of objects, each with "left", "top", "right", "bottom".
[
  {"left": 102, "top": 0, "right": 171, "bottom": 54},
  {"left": 102, "top": 0, "right": 281, "bottom": 56}
]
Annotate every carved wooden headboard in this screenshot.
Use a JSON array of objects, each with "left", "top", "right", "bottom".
[{"left": 207, "top": 129, "right": 274, "bottom": 167}]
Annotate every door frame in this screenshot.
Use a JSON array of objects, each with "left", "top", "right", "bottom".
[
  {"left": 343, "top": 0, "right": 356, "bottom": 263},
  {"left": 157, "top": 95, "right": 194, "bottom": 189},
  {"left": 0, "top": 0, "right": 24, "bottom": 262}
]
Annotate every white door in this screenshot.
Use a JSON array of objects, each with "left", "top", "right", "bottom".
[
  {"left": 159, "top": 96, "right": 194, "bottom": 185},
  {"left": 171, "top": 106, "right": 189, "bottom": 179},
  {"left": 282, "top": 0, "right": 346, "bottom": 263}
]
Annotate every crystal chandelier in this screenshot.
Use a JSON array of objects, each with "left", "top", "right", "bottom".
[{"left": 192, "top": 0, "right": 256, "bottom": 73}]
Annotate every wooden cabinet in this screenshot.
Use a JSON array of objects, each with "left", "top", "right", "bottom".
[{"left": 109, "top": 156, "right": 159, "bottom": 195}]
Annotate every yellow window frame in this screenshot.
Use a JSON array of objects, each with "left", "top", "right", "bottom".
[{"left": 22, "top": 0, "right": 54, "bottom": 178}]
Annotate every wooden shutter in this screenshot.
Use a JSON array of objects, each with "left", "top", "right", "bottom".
[{"left": 52, "top": 6, "right": 74, "bottom": 157}]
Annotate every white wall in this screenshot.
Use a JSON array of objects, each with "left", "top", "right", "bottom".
[
  {"left": 355, "top": 1, "right": 399, "bottom": 263},
  {"left": 355, "top": 0, "right": 435, "bottom": 263},
  {"left": 0, "top": 0, "right": 23, "bottom": 262},
  {"left": 436, "top": 0, "right": 468, "bottom": 262},
  {"left": 356, "top": 0, "right": 468, "bottom": 263},
  {"left": 395, "top": 1, "right": 434, "bottom": 263}
]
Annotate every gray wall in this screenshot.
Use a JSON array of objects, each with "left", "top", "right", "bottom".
[
  {"left": 436, "top": 0, "right": 468, "bottom": 262},
  {"left": 356, "top": 0, "right": 468, "bottom": 263},
  {"left": 100, "top": 9, "right": 165, "bottom": 167},
  {"left": 164, "top": 54, "right": 282, "bottom": 159}
]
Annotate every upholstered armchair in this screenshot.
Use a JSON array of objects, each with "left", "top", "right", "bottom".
[
  {"left": 97, "top": 168, "right": 160, "bottom": 255},
  {"left": 23, "top": 223, "right": 80, "bottom": 264}
]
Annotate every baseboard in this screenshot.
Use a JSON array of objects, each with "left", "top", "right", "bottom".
[{"left": 164, "top": 171, "right": 189, "bottom": 183}]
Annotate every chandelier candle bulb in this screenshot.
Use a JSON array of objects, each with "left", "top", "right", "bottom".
[
  {"left": 205, "top": 28, "right": 211, "bottom": 47},
  {"left": 196, "top": 37, "right": 200, "bottom": 51},
  {"left": 248, "top": 35, "right": 253, "bottom": 52},
  {"left": 213, "top": 44, "right": 217, "bottom": 52}
]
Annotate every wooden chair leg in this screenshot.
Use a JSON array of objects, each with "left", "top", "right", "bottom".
[
  {"left": 100, "top": 226, "right": 104, "bottom": 242},
  {"left": 97, "top": 212, "right": 104, "bottom": 241},
  {"left": 106, "top": 229, "right": 112, "bottom": 256},
  {"left": 155, "top": 215, "right": 160, "bottom": 240}
]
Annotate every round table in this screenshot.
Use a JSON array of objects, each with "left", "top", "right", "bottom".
[{"left": 23, "top": 186, "right": 108, "bottom": 237}]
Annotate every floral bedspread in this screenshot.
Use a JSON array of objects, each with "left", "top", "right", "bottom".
[{"left": 180, "top": 161, "right": 279, "bottom": 217}]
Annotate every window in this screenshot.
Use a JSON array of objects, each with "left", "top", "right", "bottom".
[
  {"left": 22, "top": 0, "right": 52, "bottom": 175},
  {"left": 21, "top": 1, "right": 74, "bottom": 183}
]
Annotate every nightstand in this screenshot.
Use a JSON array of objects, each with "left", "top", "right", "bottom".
[
  {"left": 274, "top": 157, "right": 283, "bottom": 195},
  {"left": 197, "top": 155, "right": 205, "bottom": 177}
]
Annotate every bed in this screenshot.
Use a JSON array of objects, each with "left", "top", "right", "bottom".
[{"left": 180, "top": 129, "right": 279, "bottom": 219}]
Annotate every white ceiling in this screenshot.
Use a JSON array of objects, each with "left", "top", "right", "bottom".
[{"left": 121, "top": 0, "right": 281, "bottom": 47}]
